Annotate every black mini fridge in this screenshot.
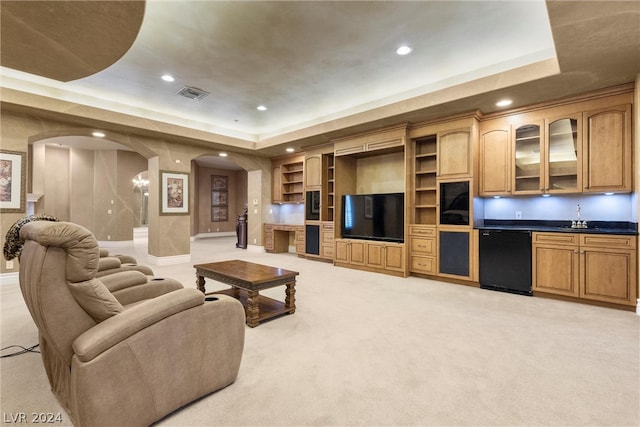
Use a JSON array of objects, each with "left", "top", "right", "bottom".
[{"left": 479, "top": 229, "right": 532, "bottom": 296}]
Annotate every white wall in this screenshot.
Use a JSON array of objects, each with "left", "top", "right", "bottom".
[{"left": 483, "top": 193, "right": 634, "bottom": 222}]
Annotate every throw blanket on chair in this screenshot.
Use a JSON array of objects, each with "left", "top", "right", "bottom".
[{"left": 3, "top": 214, "right": 59, "bottom": 260}]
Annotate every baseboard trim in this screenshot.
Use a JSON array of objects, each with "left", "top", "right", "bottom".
[
  {"left": 97, "top": 240, "right": 134, "bottom": 248},
  {"left": 0, "top": 272, "right": 19, "bottom": 286},
  {"left": 147, "top": 254, "right": 191, "bottom": 266},
  {"left": 192, "top": 232, "right": 236, "bottom": 241}
]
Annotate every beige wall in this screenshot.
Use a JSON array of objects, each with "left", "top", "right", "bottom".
[
  {"left": 0, "top": 109, "right": 272, "bottom": 270},
  {"left": 356, "top": 152, "right": 405, "bottom": 194},
  {"left": 70, "top": 148, "right": 95, "bottom": 229}
]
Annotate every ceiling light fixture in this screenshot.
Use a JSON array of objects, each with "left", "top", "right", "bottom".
[
  {"left": 92, "top": 131, "right": 105, "bottom": 138},
  {"left": 286, "top": 148, "right": 295, "bottom": 153},
  {"left": 496, "top": 99, "right": 513, "bottom": 107},
  {"left": 257, "top": 105, "right": 267, "bottom": 111},
  {"left": 161, "top": 74, "right": 175, "bottom": 82},
  {"left": 219, "top": 152, "right": 228, "bottom": 157},
  {"left": 396, "top": 45, "right": 412, "bottom": 55}
]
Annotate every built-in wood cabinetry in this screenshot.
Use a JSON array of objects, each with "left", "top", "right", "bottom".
[
  {"left": 271, "top": 154, "right": 305, "bottom": 203},
  {"left": 438, "top": 128, "right": 474, "bottom": 179},
  {"left": 264, "top": 224, "right": 305, "bottom": 255},
  {"left": 304, "top": 153, "right": 322, "bottom": 189},
  {"left": 409, "top": 225, "right": 437, "bottom": 275},
  {"left": 331, "top": 124, "right": 408, "bottom": 276},
  {"left": 583, "top": 104, "right": 632, "bottom": 193},
  {"left": 320, "top": 222, "right": 335, "bottom": 259},
  {"left": 408, "top": 116, "right": 479, "bottom": 282},
  {"left": 335, "top": 238, "right": 405, "bottom": 276},
  {"left": 412, "top": 136, "right": 438, "bottom": 225},
  {"left": 304, "top": 147, "right": 335, "bottom": 261},
  {"left": 479, "top": 124, "right": 511, "bottom": 196},
  {"left": 333, "top": 124, "right": 406, "bottom": 157},
  {"left": 264, "top": 85, "right": 636, "bottom": 311},
  {"left": 479, "top": 87, "right": 633, "bottom": 196},
  {"left": 334, "top": 239, "right": 366, "bottom": 266},
  {"left": 532, "top": 232, "right": 637, "bottom": 307}
]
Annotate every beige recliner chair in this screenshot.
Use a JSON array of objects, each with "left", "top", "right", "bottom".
[{"left": 18, "top": 221, "right": 246, "bottom": 427}]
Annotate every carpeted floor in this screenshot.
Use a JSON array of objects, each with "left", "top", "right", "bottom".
[{"left": 1, "top": 234, "right": 639, "bottom": 426}]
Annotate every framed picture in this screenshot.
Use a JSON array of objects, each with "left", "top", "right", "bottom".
[
  {"left": 212, "top": 206, "right": 228, "bottom": 222},
  {"left": 160, "top": 171, "right": 189, "bottom": 215},
  {"left": 212, "top": 175, "right": 228, "bottom": 190},
  {"left": 212, "top": 190, "right": 228, "bottom": 206},
  {"left": 0, "top": 150, "right": 26, "bottom": 213}
]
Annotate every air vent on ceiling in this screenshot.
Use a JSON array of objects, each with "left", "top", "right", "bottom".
[{"left": 176, "top": 86, "right": 209, "bottom": 101}]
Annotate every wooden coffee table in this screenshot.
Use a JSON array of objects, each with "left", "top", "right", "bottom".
[{"left": 194, "top": 260, "right": 299, "bottom": 327}]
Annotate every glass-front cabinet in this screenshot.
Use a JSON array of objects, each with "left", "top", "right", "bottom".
[
  {"left": 512, "top": 114, "right": 581, "bottom": 195},
  {"left": 546, "top": 116, "right": 581, "bottom": 193},
  {"left": 513, "top": 122, "right": 543, "bottom": 194}
]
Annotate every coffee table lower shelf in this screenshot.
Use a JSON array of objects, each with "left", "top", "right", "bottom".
[{"left": 207, "top": 288, "right": 295, "bottom": 327}]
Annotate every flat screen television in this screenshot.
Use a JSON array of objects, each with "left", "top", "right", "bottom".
[{"left": 341, "top": 193, "right": 404, "bottom": 243}]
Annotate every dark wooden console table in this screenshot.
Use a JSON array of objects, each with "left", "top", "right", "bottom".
[{"left": 194, "top": 260, "right": 299, "bottom": 327}]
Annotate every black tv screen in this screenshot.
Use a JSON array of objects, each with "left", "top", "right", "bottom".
[{"left": 341, "top": 193, "right": 404, "bottom": 243}]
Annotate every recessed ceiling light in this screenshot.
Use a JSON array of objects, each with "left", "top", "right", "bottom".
[
  {"left": 286, "top": 148, "right": 295, "bottom": 153},
  {"left": 496, "top": 99, "right": 513, "bottom": 107},
  {"left": 219, "top": 152, "right": 228, "bottom": 157},
  {"left": 257, "top": 105, "right": 267, "bottom": 111},
  {"left": 92, "top": 131, "right": 105, "bottom": 138},
  {"left": 396, "top": 45, "right": 412, "bottom": 55},
  {"left": 161, "top": 74, "right": 175, "bottom": 82}
]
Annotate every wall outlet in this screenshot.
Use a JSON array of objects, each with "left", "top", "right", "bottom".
[
  {"left": 515, "top": 211, "right": 522, "bottom": 219},
  {"left": 6, "top": 260, "right": 14, "bottom": 269}
]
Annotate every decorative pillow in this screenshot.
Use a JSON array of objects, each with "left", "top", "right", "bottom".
[{"left": 67, "top": 278, "right": 124, "bottom": 322}]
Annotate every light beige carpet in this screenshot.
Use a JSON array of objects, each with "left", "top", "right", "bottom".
[{"left": 1, "top": 235, "right": 639, "bottom": 426}]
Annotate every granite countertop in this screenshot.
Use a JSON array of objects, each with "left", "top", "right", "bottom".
[{"left": 476, "top": 220, "right": 638, "bottom": 236}]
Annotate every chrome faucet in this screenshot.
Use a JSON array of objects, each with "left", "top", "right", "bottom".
[{"left": 571, "top": 204, "right": 587, "bottom": 229}]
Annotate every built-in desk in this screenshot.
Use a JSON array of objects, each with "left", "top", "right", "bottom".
[{"left": 264, "top": 223, "right": 305, "bottom": 254}]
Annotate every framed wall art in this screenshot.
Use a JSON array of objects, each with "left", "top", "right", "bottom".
[
  {"left": 0, "top": 150, "right": 26, "bottom": 213},
  {"left": 212, "top": 175, "right": 228, "bottom": 190},
  {"left": 211, "top": 206, "right": 228, "bottom": 222},
  {"left": 211, "top": 174, "right": 228, "bottom": 222},
  {"left": 160, "top": 171, "right": 189, "bottom": 215}
]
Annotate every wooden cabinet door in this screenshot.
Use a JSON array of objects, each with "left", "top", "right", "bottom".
[
  {"left": 582, "top": 104, "right": 632, "bottom": 193},
  {"left": 304, "top": 154, "right": 322, "bottom": 189},
  {"left": 532, "top": 244, "right": 580, "bottom": 297},
  {"left": 479, "top": 127, "right": 511, "bottom": 196},
  {"left": 334, "top": 239, "right": 350, "bottom": 263},
  {"left": 366, "top": 242, "right": 384, "bottom": 269},
  {"left": 438, "top": 129, "right": 472, "bottom": 178},
  {"left": 334, "top": 239, "right": 365, "bottom": 265},
  {"left": 349, "top": 240, "right": 366, "bottom": 265},
  {"left": 581, "top": 247, "right": 636, "bottom": 305},
  {"left": 383, "top": 244, "right": 405, "bottom": 273}
]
